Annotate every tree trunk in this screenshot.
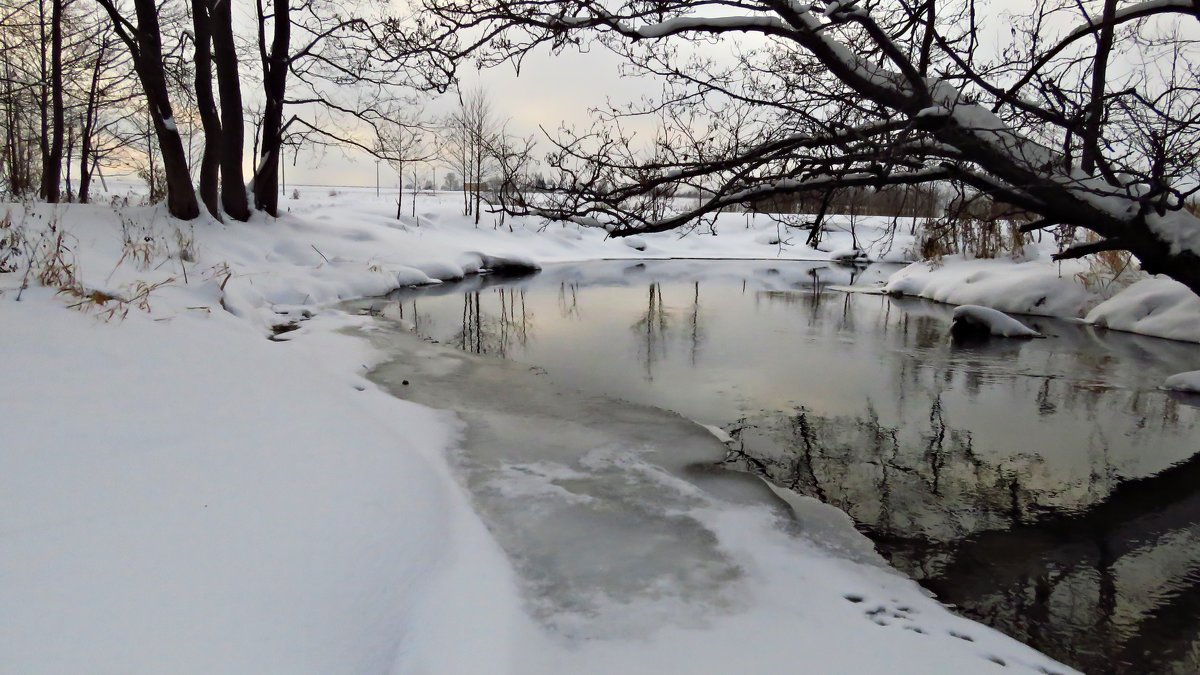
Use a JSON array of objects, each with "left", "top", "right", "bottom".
[
  {"left": 37, "top": 0, "right": 49, "bottom": 199},
  {"left": 136, "top": 0, "right": 198, "bottom": 218},
  {"left": 254, "top": 0, "right": 289, "bottom": 217},
  {"left": 64, "top": 121, "right": 73, "bottom": 201},
  {"left": 40, "top": 0, "right": 63, "bottom": 202},
  {"left": 211, "top": 0, "right": 249, "bottom": 220},
  {"left": 78, "top": 43, "right": 105, "bottom": 205},
  {"left": 396, "top": 160, "right": 404, "bottom": 219},
  {"left": 191, "top": 0, "right": 222, "bottom": 220},
  {"left": 96, "top": 0, "right": 200, "bottom": 218}
]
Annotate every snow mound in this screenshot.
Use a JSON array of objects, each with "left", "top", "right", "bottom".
[
  {"left": 478, "top": 252, "right": 542, "bottom": 274},
  {"left": 413, "top": 259, "right": 468, "bottom": 281},
  {"left": 1086, "top": 277, "right": 1200, "bottom": 343},
  {"left": 828, "top": 247, "right": 867, "bottom": 263},
  {"left": 623, "top": 236, "right": 648, "bottom": 251},
  {"left": 951, "top": 304, "right": 1042, "bottom": 338},
  {"left": 395, "top": 266, "right": 439, "bottom": 286},
  {"left": 1163, "top": 370, "right": 1200, "bottom": 393},
  {"left": 885, "top": 256, "right": 1096, "bottom": 317}
]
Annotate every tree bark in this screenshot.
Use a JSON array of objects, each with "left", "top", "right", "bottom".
[
  {"left": 191, "top": 0, "right": 222, "bottom": 220},
  {"left": 253, "top": 0, "right": 289, "bottom": 217},
  {"left": 41, "top": 0, "right": 64, "bottom": 202},
  {"left": 78, "top": 42, "right": 105, "bottom": 205},
  {"left": 211, "top": 0, "right": 250, "bottom": 220},
  {"left": 133, "top": 0, "right": 201, "bottom": 220},
  {"left": 97, "top": 0, "right": 200, "bottom": 219}
]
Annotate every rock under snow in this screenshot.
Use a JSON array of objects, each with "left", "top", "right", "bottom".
[
  {"left": 623, "top": 235, "right": 648, "bottom": 251},
  {"left": 1163, "top": 370, "right": 1200, "bottom": 393},
  {"left": 478, "top": 252, "right": 542, "bottom": 275},
  {"left": 950, "top": 304, "right": 1042, "bottom": 339},
  {"left": 828, "top": 247, "right": 868, "bottom": 263}
]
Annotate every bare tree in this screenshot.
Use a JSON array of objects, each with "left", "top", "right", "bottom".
[
  {"left": 190, "top": 0, "right": 221, "bottom": 219},
  {"left": 251, "top": 0, "right": 289, "bottom": 216},
  {"left": 1, "top": 0, "right": 42, "bottom": 197},
  {"left": 486, "top": 126, "right": 537, "bottom": 220},
  {"left": 95, "top": 0, "right": 199, "bottom": 219},
  {"left": 210, "top": 0, "right": 249, "bottom": 221},
  {"left": 380, "top": 110, "right": 438, "bottom": 219},
  {"left": 403, "top": 0, "right": 1200, "bottom": 298},
  {"left": 444, "top": 87, "right": 500, "bottom": 224},
  {"left": 38, "top": 0, "right": 64, "bottom": 202},
  {"left": 442, "top": 107, "right": 473, "bottom": 216},
  {"left": 248, "top": 0, "right": 435, "bottom": 217}
]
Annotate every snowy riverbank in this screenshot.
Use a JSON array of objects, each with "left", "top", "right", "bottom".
[
  {"left": 884, "top": 253, "right": 1200, "bottom": 344},
  {"left": 0, "top": 191, "right": 1110, "bottom": 673}
]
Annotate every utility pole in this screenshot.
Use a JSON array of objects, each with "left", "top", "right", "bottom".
[{"left": 376, "top": 161, "right": 380, "bottom": 197}]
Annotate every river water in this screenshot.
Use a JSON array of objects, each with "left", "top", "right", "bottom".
[{"left": 358, "top": 259, "right": 1200, "bottom": 674}]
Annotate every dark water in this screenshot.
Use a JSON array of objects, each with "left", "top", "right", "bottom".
[{"left": 365, "top": 259, "right": 1200, "bottom": 674}]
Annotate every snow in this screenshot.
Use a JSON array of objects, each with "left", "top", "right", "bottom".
[
  {"left": 634, "top": 15, "right": 789, "bottom": 38},
  {"left": 1087, "top": 276, "right": 1200, "bottom": 343},
  {"left": 1147, "top": 209, "right": 1200, "bottom": 258},
  {"left": 1163, "top": 370, "right": 1200, "bottom": 393},
  {"left": 884, "top": 250, "right": 1200, "bottom": 344},
  {"left": 885, "top": 255, "right": 1096, "bottom": 318},
  {"left": 828, "top": 246, "right": 868, "bottom": 262},
  {"left": 0, "top": 287, "right": 533, "bottom": 673},
  {"left": 952, "top": 304, "right": 1042, "bottom": 338},
  {"left": 0, "top": 185, "right": 1094, "bottom": 674}
]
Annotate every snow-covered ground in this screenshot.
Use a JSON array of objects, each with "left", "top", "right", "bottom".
[{"left": 0, "top": 186, "right": 1129, "bottom": 674}]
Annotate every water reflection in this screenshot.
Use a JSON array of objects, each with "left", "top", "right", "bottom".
[
  {"left": 454, "top": 288, "right": 532, "bottom": 356},
  {"left": 357, "top": 260, "right": 1200, "bottom": 675}
]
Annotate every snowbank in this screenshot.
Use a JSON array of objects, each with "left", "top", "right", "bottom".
[
  {"left": 0, "top": 287, "right": 538, "bottom": 673},
  {"left": 885, "top": 254, "right": 1200, "bottom": 344},
  {"left": 884, "top": 256, "right": 1095, "bottom": 317},
  {"left": 1087, "top": 276, "right": 1200, "bottom": 343}
]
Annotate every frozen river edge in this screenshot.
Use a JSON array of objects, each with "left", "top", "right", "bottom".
[{"left": 357, "top": 315, "right": 1078, "bottom": 675}]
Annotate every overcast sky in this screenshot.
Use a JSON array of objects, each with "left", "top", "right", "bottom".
[{"left": 290, "top": 43, "right": 654, "bottom": 187}]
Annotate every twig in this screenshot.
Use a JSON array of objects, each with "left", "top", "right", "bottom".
[{"left": 311, "top": 244, "right": 331, "bottom": 264}]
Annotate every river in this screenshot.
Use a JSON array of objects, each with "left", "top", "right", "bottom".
[{"left": 355, "top": 259, "right": 1200, "bottom": 674}]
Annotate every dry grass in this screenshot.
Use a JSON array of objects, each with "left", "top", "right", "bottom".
[
  {"left": 3, "top": 209, "right": 179, "bottom": 320},
  {"left": 58, "top": 278, "right": 174, "bottom": 321},
  {"left": 1074, "top": 233, "right": 1136, "bottom": 295},
  {"left": 914, "top": 216, "right": 1028, "bottom": 261},
  {"left": 0, "top": 210, "right": 22, "bottom": 273}
]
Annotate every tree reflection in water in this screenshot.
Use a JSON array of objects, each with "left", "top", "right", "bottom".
[
  {"left": 724, "top": 343, "right": 1200, "bottom": 674},
  {"left": 455, "top": 288, "right": 532, "bottom": 357},
  {"left": 358, "top": 261, "right": 1200, "bottom": 675}
]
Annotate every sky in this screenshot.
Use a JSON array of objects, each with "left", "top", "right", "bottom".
[
  {"left": 290, "top": 45, "right": 654, "bottom": 187},
  {"left": 273, "top": 0, "right": 1169, "bottom": 189}
]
